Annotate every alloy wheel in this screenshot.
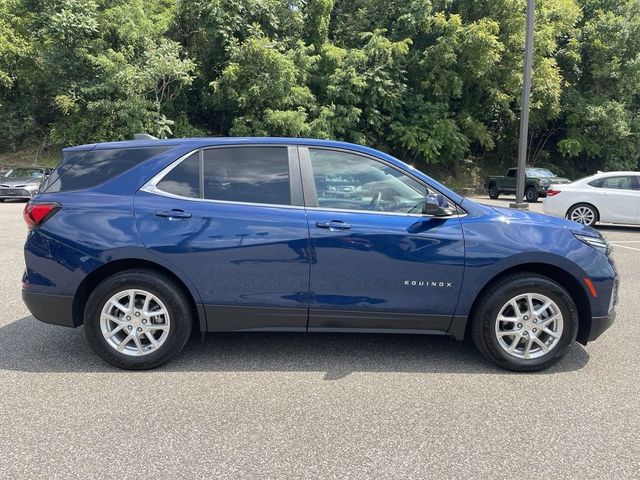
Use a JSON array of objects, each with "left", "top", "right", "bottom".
[
  {"left": 494, "top": 293, "right": 563, "bottom": 360},
  {"left": 100, "top": 289, "right": 171, "bottom": 356}
]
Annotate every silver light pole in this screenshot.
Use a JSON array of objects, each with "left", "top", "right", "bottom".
[{"left": 510, "top": 0, "right": 534, "bottom": 210}]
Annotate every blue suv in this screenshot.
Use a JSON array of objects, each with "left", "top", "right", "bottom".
[{"left": 22, "top": 138, "right": 618, "bottom": 371}]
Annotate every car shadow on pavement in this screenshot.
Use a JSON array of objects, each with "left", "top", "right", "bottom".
[{"left": 0, "top": 316, "right": 590, "bottom": 378}]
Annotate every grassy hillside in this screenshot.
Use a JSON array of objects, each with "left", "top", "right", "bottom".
[{"left": 0, "top": 145, "right": 61, "bottom": 170}]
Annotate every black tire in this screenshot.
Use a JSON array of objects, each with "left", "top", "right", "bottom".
[
  {"left": 84, "top": 269, "right": 193, "bottom": 370},
  {"left": 0, "top": 199, "right": 5, "bottom": 202},
  {"left": 488, "top": 184, "right": 500, "bottom": 199},
  {"left": 471, "top": 273, "right": 578, "bottom": 372},
  {"left": 567, "top": 203, "right": 599, "bottom": 227},
  {"left": 525, "top": 186, "right": 539, "bottom": 203}
]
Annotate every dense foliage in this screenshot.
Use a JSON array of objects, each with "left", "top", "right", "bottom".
[{"left": 1, "top": 0, "right": 639, "bottom": 178}]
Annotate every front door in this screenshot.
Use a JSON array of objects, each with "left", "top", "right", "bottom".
[
  {"left": 301, "top": 147, "right": 465, "bottom": 333},
  {"left": 135, "top": 145, "right": 311, "bottom": 331}
]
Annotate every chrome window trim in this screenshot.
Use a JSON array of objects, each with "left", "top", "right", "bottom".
[
  {"left": 141, "top": 146, "right": 306, "bottom": 211},
  {"left": 305, "top": 205, "right": 465, "bottom": 219},
  {"left": 141, "top": 143, "right": 467, "bottom": 218}
]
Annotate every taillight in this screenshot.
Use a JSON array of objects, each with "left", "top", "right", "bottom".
[
  {"left": 546, "top": 189, "right": 561, "bottom": 197},
  {"left": 23, "top": 202, "right": 61, "bottom": 229}
]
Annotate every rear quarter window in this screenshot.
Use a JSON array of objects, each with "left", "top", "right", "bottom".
[{"left": 45, "top": 147, "right": 171, "bottom": 192}]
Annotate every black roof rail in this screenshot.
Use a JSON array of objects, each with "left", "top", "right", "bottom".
[{"left": 133, "top": 133, "right": 158, "bottom": 140}]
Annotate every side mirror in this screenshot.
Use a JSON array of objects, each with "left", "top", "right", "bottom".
[{"left": 422, "top": 193, "right": 456, "bottom": 217}]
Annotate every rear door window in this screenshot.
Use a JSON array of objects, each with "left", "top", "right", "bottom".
[
  {"left": 202, "top": 147, "right": 291, "bottom": 205},
  {"left": 156, "top": 152, "right": 201, "bottom": 198}
]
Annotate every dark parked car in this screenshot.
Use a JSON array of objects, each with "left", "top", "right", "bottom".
[
  {"left": 0, "top": 167, "right": 52, "bottom": 201},
  {"left": 485, "top": 167, "right": 570, "bottom": 202},
  {"left": 22, "top": 138, "right": 617, "bottom": 371}
]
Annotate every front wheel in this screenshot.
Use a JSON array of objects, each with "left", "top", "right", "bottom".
[
  {"left": 84, "top": 269, "right": 193, "bottom": 370},
  {"left": 471, "top": 273, "right": 578, "bottom": 372},
  {"left": 488, "top": 184, "right": 500, "bottom": 199},
  {"left": 525, "top": 187, "right": 539, "bottom": 203}
]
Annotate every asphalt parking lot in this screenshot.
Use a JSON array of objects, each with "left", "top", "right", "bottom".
[{"left": 0, "top": 197, "right": 639, "bottom": 479}]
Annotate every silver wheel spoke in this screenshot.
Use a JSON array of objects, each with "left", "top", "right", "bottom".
[
  {"left": 103, "top": 313, "right": 127, "bottom": 325},
  {"left": 509, "top": 300, "right": 521, "bottom": 319},
  {"left": 533, "top": 337, "right": 550, "bottom": 353},
  {"left": 117, "top": 334, "right": 133, "bottom": 352},
  {"left": 539, "top": 313, "right": 560, "bottom": 327},
  {"left": 142, "top": 295, "right": 151, "bottom": 314},
  {"left": 508, "top": 334, "right": 522, "bottom": 352},
  {"left": 523, "top": 337, "right": 533, "bottom": 358},
  {"left": 542, "top": 327, "right": 560, "bottom": 338},
  {"left": 110, "top": 300, "right": 130, "bottom": 315},
  {"left": 145, "top": 332, "right": 158, "bottom": 348},
  {"left": 497, "top": 330, "right": 519, "bottom": 337},
  {"left": 149, "top": 324, "right": 169, "bottom": 332},
  {"left": 132, "top": 335, "right": 144, "bottom": 355},
  {"left": 104, "top": 325, "right": 123, "bottom": 339},
  {"left": 534, "top": 300, "right": 552, "bottom": 316},
  {"left": 526, "top": 294, "right": 535, "bottom": 316}
]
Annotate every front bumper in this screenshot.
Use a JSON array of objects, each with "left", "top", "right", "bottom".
[
  {"left": 0, "top": 187, "right": 36, "bottom": 199},
  {"left": 588, "top": 311, "right": 616, "bottom": 341},
  {"left": 22, "top": 289, "right": 76, "bottom": 327}
]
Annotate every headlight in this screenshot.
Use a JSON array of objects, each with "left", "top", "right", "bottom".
[
  {"left": 573, "top": 232, "right": 612, "bottom": 255},
  {"left": 26, "top": 182, "right": 41, "bottom": 189}
]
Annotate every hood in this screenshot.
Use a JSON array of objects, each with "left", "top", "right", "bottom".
[
  {"left": 488, "top": 204, "right": 600, "bottom": 236},
  {"left": 0, "top": 177, "right": 43, "bottom": 187},
  {"left": 460, "top": 197, "right": 601, "bottom": 237}
]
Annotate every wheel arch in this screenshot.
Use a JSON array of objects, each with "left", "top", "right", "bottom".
[
  {"left": 462, "top": 262, "right": 592, "bottom": 345},
  {"left": 72, "top": 258, "right": 206, "bottom": 332}
]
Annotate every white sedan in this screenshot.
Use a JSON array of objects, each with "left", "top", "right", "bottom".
[{"left": 543, "top": 171, "right": 640, "bottom": 226}]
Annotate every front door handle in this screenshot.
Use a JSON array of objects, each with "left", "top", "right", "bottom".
[
  {"left": 155, "top": 209, "right": 192, "bottom": 219},
  {"left": 316, "top": 220, "right": 351, "bottom": 231}
]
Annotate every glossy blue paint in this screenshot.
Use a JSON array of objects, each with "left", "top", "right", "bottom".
[
  {"left": 306, "top": 209, "right": 465, "bottom": 328},
  {"left": 134, "top": 190, "right": 311, "bottom": 329},
  {"left": 23, "top": 137, "right": 617, "bottom": 341}
]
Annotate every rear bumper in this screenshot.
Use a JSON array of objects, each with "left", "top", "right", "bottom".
[
  {"left": 22, "top": 289, "right": 76, "bottom": 327},
  {"left": 588, "top": 311, "right": 616, "bottom": 342}
]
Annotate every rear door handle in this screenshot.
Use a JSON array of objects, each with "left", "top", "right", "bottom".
[
  {"left": 316, "top": 220, "right": 351, "bottom": 231},
  {"left": 155, "top": 209, "right": 192, "bottom": 219}
]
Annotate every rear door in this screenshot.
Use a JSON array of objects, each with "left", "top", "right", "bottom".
[
  {"left": 300, "top": 147, "right": 465, "bottom": 333},
  {"left": 134, "top": 145, "right": 311, "bottom": 331}
]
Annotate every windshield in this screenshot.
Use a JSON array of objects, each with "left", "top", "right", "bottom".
[
  {"left": 6, "top": 168, "right": 44, "bottom": 178},
  {"left": 526, "top": 168, "right": 555, "bottom": 178}
]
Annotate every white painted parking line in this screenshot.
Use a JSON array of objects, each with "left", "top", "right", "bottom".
[
  {"left": 607, "top": 240, "right": 640, "bottom": 243},
  {"left": 611, "top": 244, "right": 640, "bottom": 252}
]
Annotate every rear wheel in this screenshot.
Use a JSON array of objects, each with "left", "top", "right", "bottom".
[
  {"left": 567, "top": 203, "right": 598, "bottom": 227},
  {"left": 471, "top": 273, "right": 578, "bottom": 372},
  {"left": 84, "top": 269, "right": 193, "bottom": 370},
  {"left": 488, "top": 184, "right": 500, "bottom": 199},
  {"left": 525, "top": 187, "right": 539, "bottom": 203}
]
